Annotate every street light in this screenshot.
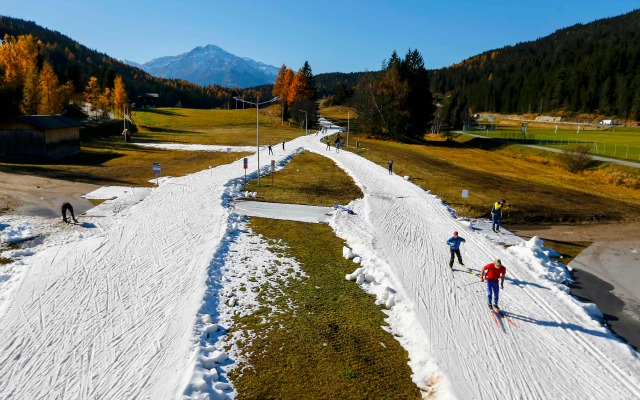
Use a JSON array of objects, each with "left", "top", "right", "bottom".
[
  {"left": 233, "top": 95, "right": 280, "bottom": 186},
  {"left": 298, "top": 109, "right": 307, "bottom": 134},
  {"left": 338, "top": 109, "right": 350, "bottom": 147},
  {"left": 346, "top": 111, "right": 350, "bottom": 148}
]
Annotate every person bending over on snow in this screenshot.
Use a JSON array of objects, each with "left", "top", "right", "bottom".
[
  {"left": 61, "top": 202, "right": 79, "bottom": 224},
  {"left": 446, "top": 231, "right": 465, "bottom": 268},
  {"left": 480, "top": 259, "right": 506, "bottom": 309},
  {"left": 491, "top": 199, "right": 506, "bottom": 232}
]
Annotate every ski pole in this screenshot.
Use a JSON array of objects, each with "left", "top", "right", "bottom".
[{"left": 459, "top": 280, "right": 482, "bottom": 287}]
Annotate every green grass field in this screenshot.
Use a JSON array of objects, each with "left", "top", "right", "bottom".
[{"left": 472, "top": 120, "right": 640, "bottom": 162}]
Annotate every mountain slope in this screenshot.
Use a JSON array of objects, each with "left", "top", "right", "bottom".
[
  {"left": 138, "top": 45, "right": 278, "bottom": 88},
  {"left": 429, "top": 9, "right": 640, "bottom": 118},
  {"left": 0, "top": 16, "right": 275, "bottom": 113}
]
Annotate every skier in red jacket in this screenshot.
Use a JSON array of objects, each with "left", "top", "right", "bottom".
[{"left": 480, "top": 259, "right": 506, "bottom": 309}]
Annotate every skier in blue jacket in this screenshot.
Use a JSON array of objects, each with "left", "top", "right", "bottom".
[{"left": 446, "top": 231, "right": 465, "bottom": 268}]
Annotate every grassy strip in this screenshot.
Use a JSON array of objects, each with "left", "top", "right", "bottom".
[
  {"left": 228, "top": 151, "right": 421, "bottom": 397},
  {"left": 243, "top": 150, "right": 363, "bottom": 206},
  {"left": 338, "top": 134, "right": 640, "bottom": 224},
  {"left": 230, "top": 218, "right": 422, "bottom": 399},
  {"left": 132, "top": 107, "right": 304, "bottom": 146},
  {"left": 541, "top": 240, "right": 592, "bottom": 266}
]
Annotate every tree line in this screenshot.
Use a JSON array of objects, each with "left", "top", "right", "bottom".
[
  {"left": 429, "top": 9, "right": 640, "bottom": 122},
  {"left": 0, "top": 34, "right": 131, "bottom": 119}
]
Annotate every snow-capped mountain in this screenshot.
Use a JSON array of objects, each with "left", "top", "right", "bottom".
[{"left": 129, "top": 44, "right": 279, "bottom": 88}]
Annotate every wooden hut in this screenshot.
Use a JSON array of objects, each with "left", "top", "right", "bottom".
[{"left": 0, "top": 115, "right": 81, "bottom": 159}]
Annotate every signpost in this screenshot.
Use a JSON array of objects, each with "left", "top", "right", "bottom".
[
  {"left": 243, "top": 157, "right": 248, "bottom": 184},
  {"left": 152, "top": 162, "right": 161, "bottom": 185}
]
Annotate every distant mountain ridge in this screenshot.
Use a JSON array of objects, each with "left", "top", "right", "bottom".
[{"left": 128, "top": 45, "right": 279, "bottom": 88}]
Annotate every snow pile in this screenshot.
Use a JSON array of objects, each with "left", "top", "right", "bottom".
[
  {"left": 507, "top": 236, "right": 571, "bottom": 287},
  {"left": 0, "top": 221, "right": 35, "bottom": 244}
]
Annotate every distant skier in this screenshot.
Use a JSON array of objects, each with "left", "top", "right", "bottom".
[
  {"left": 282, "top": 141, "right": 286, "bottom": 150},
  {"left": 61, "top": 202, "right": 79, "bottom": 224},
  {"left": 325, "top": 137, "right": 331, "bottom": 150},
  {"left": 446, "top": 231, "right": 465, "bottom": 268},
  {"left": 491, "top": 199, "right": 506, "bottom": 232},
  {"left": 480, "top": 259, "right": 506, "bottom": 309},
  {"left": 268, "top": 143, "right": 273, "bottom": 155},
  {"left": 387, "top": 160, "right": 393, "bottom": 174}
]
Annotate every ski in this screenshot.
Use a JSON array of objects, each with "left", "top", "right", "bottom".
[
  {"left": 490, "top": 309, "right": 500, "bottom": 327},
  {"left": 491, "top": 306, "right": 518, "bottom": 328},
  {"left": 495, "top": 309, "right": 518, "bottom": 327},
  {"left": 464, "top": 266, "right": 479, "bottom": 276}
]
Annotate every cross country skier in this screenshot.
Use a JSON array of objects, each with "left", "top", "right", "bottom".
[
  {"left": 387, "top": 160, "right": 393, "bottom": 174},
  {"left": 480, "top": 259, "right": 506, "bottom": 309},
  {"left": 446, "top": 231, "right": 465, "bottom": 268},
  {"left": 491, "top": 199, "right": 506, "bottom": 232},
  {"left": 61, "top": 202, "right": 79, "bottom": 224}
]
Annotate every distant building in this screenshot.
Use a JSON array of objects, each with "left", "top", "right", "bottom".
[
  {"left": 0, "top": 115, "right": 81, "bottom": 159},
  {"left": 136, "top": 93, "right": 159, "bottom": 109},
  {"left": 599, "top": 119, "right": 614, "bottom": 125}
]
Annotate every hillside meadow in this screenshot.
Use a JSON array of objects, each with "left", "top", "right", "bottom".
[
  {"left": 0, "top": 106, "right": 301, "bottom": 187},
  {"left": 321, "top": 108, "right": 640, "bottom": 225},
  {"left": 131, "top": 107, "right": 303, "bottom": 147}
]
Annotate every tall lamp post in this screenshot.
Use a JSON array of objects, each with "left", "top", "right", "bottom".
[
  {"left": 233, "top": 95, "right": 279, "bottom": 186},
  {"left": 346, "top": 111, "right": 350, "bottom": 148},
  {"left": 339, "top": 109, "right": 351, "bottom": 147},
  {"left": 298, "top": 110, "right": 307, "bottom": 134}
]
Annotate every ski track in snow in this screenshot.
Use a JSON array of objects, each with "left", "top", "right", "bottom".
[{"left": 0, "top": 125, "right": 639, "bottom": 399}]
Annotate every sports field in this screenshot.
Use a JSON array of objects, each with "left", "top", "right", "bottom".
[{"left": 472, "top": 119, "right": 640, "bottom": 162}]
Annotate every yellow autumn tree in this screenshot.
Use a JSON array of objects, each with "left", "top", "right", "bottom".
[
  {"left": 38, "top": 62, "right": 63, "bottom": 114},
  {"left": 111, "top": 75, "right": 128, "bottom": 118},
  {"left": 84, "top": 76, "right": 101, "bottom": 119},
  {"left": 0, "top": 34, "right": 40, "bottom": 86},
  {"left": 281, "top": 68, "right": 295, "bottom": 104},
  {"left": 96, "top": 87, "right": 112, "bottom": 121},
  {"left": 272, "top": 64, "right": 287, "bottom": 98},
  {"left": 287, "top": 67, "right": 308, "bottom": 104},
  {"left": 20, "top": 68, "right": 40, "bottom": 114}
]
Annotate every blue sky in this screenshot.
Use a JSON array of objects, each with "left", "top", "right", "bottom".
[{"left": 2, "top": 0, "right": 639, "bottom": 74}]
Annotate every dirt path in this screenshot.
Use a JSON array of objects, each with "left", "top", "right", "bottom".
[{"left": 0, "top": 170, "right": 98, "bottom": 218}]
